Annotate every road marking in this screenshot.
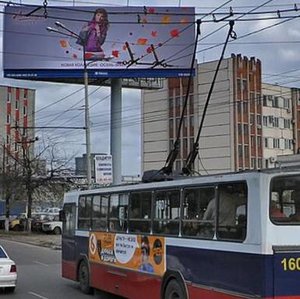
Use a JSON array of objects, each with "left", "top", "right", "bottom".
[
  {"left": 28, "top": 291, "right": 49, "bottom": 299},
  {"left": 33, "top": 261, "right": 49, "bottom": 267}
]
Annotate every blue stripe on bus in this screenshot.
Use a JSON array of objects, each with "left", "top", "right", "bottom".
[{"left": 167, "top": 245, "right": 274, "bottom": 298}]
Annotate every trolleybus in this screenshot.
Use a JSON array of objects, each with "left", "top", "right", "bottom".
[{"left": 60, "top": 167, "right": 300, "bottom": 298}]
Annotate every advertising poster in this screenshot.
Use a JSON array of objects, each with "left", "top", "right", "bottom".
[
  {"left": 3, "top": 6, "right": 195, "bottom": 79},
  {"left": 89, "top": 232, "right": 165, "bottom": 276}
]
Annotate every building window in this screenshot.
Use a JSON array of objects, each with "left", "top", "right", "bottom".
[
  {"left": 243, "top": 102, "right": 248, "bottom": 113},
  {"left": 242, "top": 79, "right": 247, "bottom": 91},
  {"left": 268, "top": 116, "right": 274, "bottom": 126},
  {"left": 264, "top": 138, "right": 268, "bottom": 148},
  {"left": 284, "top": 119, "right": 291, "bottom": 129},
  {"left": 15, "top": 100, "right": 19, "bottom": 110},
  {"left": 7, "top": 92, "right": 12, "bottom": 103},
  {"left": 175, "top": 160, "right": 181, "bottom": 171},
  {"left": 273, "top": 139, "right": 280, "bottom": 149},
  {"left": 23, "top": 106, "right": 27, "bottom": 116},
  {"left": 243, "top": 124, "right": 249, "bottom": 136},
  {"left": 237, "top": 101, "right": 242, "bottom": 113},
  {"left": 189, "top": 138, "right": 194, "bottom": 151},
  {"left": 250, "top": 92, "right": 255, "bottom": 107},
  {"left": 175, "top": 96, "right": 181, "bottom": 108},
  {"left": 169, "top": 98, "right": 174, "bottom": 110},
  {"left": 183, "top": 138, "right": 188, "bottom": 156},
  {"left": 257, "top": 94, "right": 261, "bottom": 107},
  {"left": 257, "top": 137, "right": 261, "bottom": 148},
  {"left": 238, "top": 123, "right": 242, "bottom": 135},
  {"left": 263, "top": 116, "right": 268, "bottom": 127},
  {"left": 237, "top": 79, "right": 241, "bottom": 95},
  {"left": 169, "top": 139, "right": 174, "bottom": 151},
  {"left": 6, "top": 114, "right": 10, "bottom": 124},
  {"left": 258, "top": 158, "right": 262, "bottom": 168},
  {"left": 250, "top": 114, "right": 255, "bottom": 125},
  {"left": 257, "top": 115, "right": 262, "bottom": 125},
  {"left": 238, "top": 145, "right": 243, "bottom": 158},
  {"left": 263, "top": 95, "right": 267, "bottom": 106},
  {"left": 175, "top": 117, "right": 180, "bottom": 131},
  {"left": 169, "top": 119, "right": 174, "bottom": 137},
  {"left": 189, "top": 115, "right": 194, "bottom": 130},
  {"left": 244, "top": 145, "right": 249, "bottom": 159},
  {"left": 284, "top": 98, "right": 290, "bottom": 109},
  {"left": 189, "top": 95, "right": 194, "bottom": 114}
]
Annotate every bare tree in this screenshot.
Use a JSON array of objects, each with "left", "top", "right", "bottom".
[{"left": 1, "top": 135, "right": 77, "bottom": 232}]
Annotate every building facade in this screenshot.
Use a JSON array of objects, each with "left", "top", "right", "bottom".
[
  {"left": 0, "top": 85, "right": 35, "bottom": 171},
  {"left": 142, "top": 54, "right": 300, "bottom": 175}
]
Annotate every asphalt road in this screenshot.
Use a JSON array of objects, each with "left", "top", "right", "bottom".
[{"left": 0, "top": 239, "right": 120, "bottom": 299}]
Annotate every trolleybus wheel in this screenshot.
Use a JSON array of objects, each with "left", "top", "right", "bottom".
[
  {"left": 78, "top": 260, "right": 93, "bottom": 294},
  {"left": 164, "top": 279, "right": 186, "bottom": 299}
]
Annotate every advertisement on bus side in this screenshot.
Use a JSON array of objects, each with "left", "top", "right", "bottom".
[{"left": 89, "top": 232, "right": 165, "bottom": 276}]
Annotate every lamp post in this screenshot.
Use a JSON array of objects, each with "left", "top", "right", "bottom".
[{"left": 46, "top": 22, "right": 92, "bottom": 189}]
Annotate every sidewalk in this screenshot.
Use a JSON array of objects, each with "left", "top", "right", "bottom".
[{"left": 0, "top": 231, "right": 61, "bottom": 250}]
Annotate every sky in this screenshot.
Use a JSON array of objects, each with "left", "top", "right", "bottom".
[{"left": 0, "top": 0, "right": 300, "bottom": 177}]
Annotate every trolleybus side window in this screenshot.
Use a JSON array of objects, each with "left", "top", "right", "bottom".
[
  {"left": 153, "top": 189, "right": 180, "bottom": 235},
  {"left": 270, "top": 175, "right": 300, "bottom": 224},
  {"left": 78, "top": 195, "right": 92, "bottom": 230},
  {"left": 182, "top": 187, "right": 215, "bottom": 239},
  {"left": 108, "top": 193, "right": 128, "bottom": 232},
  {"left": 216, "top": 183, "right": 247, "bottom": 241},
  {"left": 92, "top": 195, "right": 101, "bottom": 228},
  {"left": 129, "top": 191, "right": 151, "bottom": 233},
  {"left": 92, "top": 195, "right": 109, "bottom": 230},
  {"left": 63, "top": 203, "right": 76, "bottom": 237}
]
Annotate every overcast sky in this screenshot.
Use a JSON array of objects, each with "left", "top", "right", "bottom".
[{"left": 0, "top": 0, "right": 299, "bottom": 176}]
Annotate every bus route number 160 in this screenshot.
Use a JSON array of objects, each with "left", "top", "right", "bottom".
[{"left": 281, "top": 257, "right": 300, "bottom": 271}]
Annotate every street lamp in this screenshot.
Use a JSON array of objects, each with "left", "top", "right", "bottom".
[{"left": 46, "top": 22, "right": 92, "bottom": 189}]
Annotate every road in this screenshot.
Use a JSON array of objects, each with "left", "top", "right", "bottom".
[{"left": 0, "top": 239, "right": 120, "bottom": 299}]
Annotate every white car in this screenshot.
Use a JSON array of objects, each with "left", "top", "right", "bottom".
[
  {"left": 42, "top": 216, "right": 62, "bottom": 235},
  {"left": 0, "top": 245, "right": 17, "bottom": 292}
]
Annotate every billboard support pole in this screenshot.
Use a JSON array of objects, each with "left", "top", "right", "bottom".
[
  {"left": 111, "top": 79, "right": 122, "bottom": 185},
  {"left": 83, "top": 49, "right": 92, "bottom": 189}
]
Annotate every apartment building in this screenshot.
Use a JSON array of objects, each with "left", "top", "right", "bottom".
[
  {"left": 142, "top": 54, "right": 300, "bottom": 175},
  {"left": 0, "top": 85, "right": 35, "bottom": 170}
]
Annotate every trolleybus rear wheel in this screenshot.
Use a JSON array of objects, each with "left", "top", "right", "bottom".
[
  {"left": 164, "top": 279, "right": 186, "bottom": 299},
  {"left": 78, "top": 260, "right": 93, "bottom": 294}
]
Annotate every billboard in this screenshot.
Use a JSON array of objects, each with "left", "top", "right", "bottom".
[
  {"left": 95, "top": 154, "right": 113, "bottom": 185},
  {"left": 3, "top": 6, "right": 195, "bottom": 80}
]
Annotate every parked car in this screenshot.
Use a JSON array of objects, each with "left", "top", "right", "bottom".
[
  {"left": 32, "top": 213, "right": 57, "bottom": 232},
  {"left": 0, "top": 245, "right": 17, "bottom": 292},
  {"left": 9, "top": 214, "right": 26, "bottom": 231},
  {"left": 42, "top": 215, "right": 62, "bottom": 235}
]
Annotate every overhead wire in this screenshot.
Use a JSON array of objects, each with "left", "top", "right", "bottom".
[{"left": 2, "top": 1, "right": 300, "bottom": 165}]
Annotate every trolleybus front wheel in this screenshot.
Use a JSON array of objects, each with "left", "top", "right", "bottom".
[
  {"left": 164, "top": 279, "right": 186, "bottom": 299},
  {"left": 78, "top": 260, "right": 93, "bottom": 294}
]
